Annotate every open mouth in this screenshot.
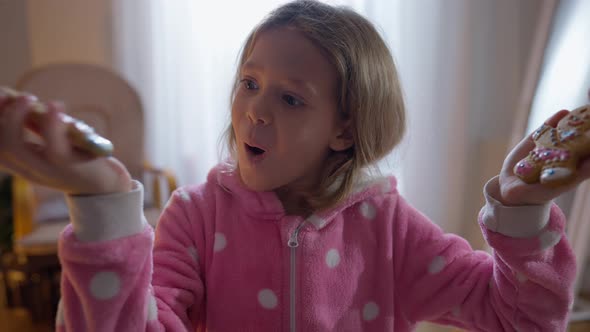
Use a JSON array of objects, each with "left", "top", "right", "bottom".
[{"left": 245, "top": 143, "right": 267, "bottom": 158}]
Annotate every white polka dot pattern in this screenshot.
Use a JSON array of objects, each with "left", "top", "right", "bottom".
[
  {"left": 55, "top": 298, "right": 64, "bottom": 326},
  {"left": 258, "top": 289, "right": 278, "bottom": 309},
  {"left": 360, "top": 202, "right": 377, "bottom": 220},
  {"left": 178, "top": 190, "right": 191, "bottom": 202},
  {"left": 146, "top": 293, "right": 158, "bottom": 321},
  {"left": 326, "top": 249, "right": 341, "bottom": 268},
  {"left": 363, "top": 302, "right": 379, "bottom": 321},
  {"left": 539, "top": 230, "right": 561, "bottom": 250},
  {"left": 428, "top": 256, "right": 446, "bottom": 274},
  {"left": 90, "top": 271, "right": 121, "bottom": 300},
  {"left": 214, "top": 233, "right": 227, "bottom": 252}
]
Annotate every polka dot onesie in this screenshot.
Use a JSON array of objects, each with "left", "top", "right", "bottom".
[{"left": 56, "top": 164, "right": 576, "bottom": 331}]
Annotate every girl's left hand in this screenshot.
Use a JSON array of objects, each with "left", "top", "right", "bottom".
[{"left": 499, "top": 109, "right": 590, "bottom": 206}]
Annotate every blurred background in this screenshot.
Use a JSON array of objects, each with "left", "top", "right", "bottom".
[{"left": 0, "top": 0, "right": 589, "bottom": 331}]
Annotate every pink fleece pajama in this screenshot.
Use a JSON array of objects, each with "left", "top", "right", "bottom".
[{"left": 56, "top": 164, "right": 575, "bottom": 331}]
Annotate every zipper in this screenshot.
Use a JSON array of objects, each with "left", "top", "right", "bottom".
[{"left": 287, "top": 221, "right": 306, "bottom": 332}]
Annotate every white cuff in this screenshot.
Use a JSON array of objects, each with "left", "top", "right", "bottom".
[
  {"left": 480, "top": 176, "right": 551, "bottom": 238},
  {"left": 66, "top": 180, "right": 147, "bottom": 242}
]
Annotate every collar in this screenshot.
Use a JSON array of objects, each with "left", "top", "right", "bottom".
[{"left": 209, "top": 163, "right": 397, "bottom": 229}]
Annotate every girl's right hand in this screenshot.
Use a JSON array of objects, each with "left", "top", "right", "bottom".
[{"left": 0, "top": 93, "right": 132, "bottom": 196}]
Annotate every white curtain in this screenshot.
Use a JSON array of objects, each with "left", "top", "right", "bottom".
[
  {"left": 527, "top": 0, "right": 590, "bottom": 132},
  {"left": 112, "top": 0, "right": 541, "bottom": 251}
]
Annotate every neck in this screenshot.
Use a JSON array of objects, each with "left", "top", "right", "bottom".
[{"left": 275, "top": 186, "right": 313, "bottom": 217}]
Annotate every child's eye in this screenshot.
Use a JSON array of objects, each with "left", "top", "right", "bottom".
[
  {"left": 241, "top": 79, "right": 258, "bottom": 90},
  {"left": 283, "top": 94, "right": 303, "bottom": 107}
]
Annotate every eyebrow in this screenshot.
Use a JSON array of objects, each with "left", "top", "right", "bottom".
[{"left": 241, "top": 61, "right": 318, "bottom": 97}]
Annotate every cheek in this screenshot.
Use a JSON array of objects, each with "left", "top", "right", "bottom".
[
  {"left": 279, "top": 118, "right": 332, "bottom": 151},
  {"left": 231, "top": 101, "right": 245, "bottom": 127},
  {"left": 293, "top": 113, "right": 334, "bottom": 139}
]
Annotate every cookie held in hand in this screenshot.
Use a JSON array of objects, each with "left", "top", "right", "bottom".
[
  {"left": 514, "top": 105, "right": 590, "bottom": 186},
  {"left": 0, "top": 86, "right": 113, "bottom": 157}
]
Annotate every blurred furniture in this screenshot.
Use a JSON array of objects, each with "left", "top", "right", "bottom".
[
  {"left": 0, "top": 174, "right": 12, "bottom": 254},
  {"left": 0, "top": 251, "right": 60, "bottom": 322},
  {"left": 1, "top": 63, "right": 177, "bottom": 322}
]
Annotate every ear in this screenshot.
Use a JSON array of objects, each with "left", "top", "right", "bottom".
[{"left": 329, "top": 120, "right": 354, "bottom": 152}]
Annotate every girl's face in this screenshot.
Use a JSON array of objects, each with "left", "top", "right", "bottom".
[{"left": 232, "top": 27, "right": 350, "bottom": 193}]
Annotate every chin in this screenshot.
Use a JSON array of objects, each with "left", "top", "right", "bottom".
[{"left": 238, "top": 167, "right": 277, "bottom": 192}]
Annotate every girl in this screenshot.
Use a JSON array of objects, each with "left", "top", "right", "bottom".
[{"left": 1, "top": 1, "right": 588, "bottom": 331}]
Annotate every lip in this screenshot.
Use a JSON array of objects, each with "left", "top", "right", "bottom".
[
  {"left": 244, "top": 140, "right": 268, "bottom": 151},
  {"left": 243, "top": 142, "right": 268, "bottom": 164}
]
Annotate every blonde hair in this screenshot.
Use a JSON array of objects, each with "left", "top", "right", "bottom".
[{"left": 225, "top": 0, "right": 405, "bottom": 213}]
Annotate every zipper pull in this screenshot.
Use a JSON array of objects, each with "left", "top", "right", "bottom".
[
  {"left": 288, "top": 235, "right": 298, "bottom": 248},
  {"left": 288, "top": 222, "right": 306, "bottom": 248}
]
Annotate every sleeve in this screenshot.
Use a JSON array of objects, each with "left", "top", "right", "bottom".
[
  {"left": 56, "top": 181, "right": 206, "bottom": 332},
  {"left": 393, "top": 176, "right": 576, "bottom": 332}
]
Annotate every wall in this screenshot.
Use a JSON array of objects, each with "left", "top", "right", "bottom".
[
  {"left": 0, "top": 0, "right": 114, "bottom": 87},
  {"left": 0, "top": 0, "right": 31, "bottom": 86},
  {"left": 25, "top": 0, "right": 114, "bottom": 69},
  {"left": 0, "top": 0, "right": 30, "bottom": 180}
]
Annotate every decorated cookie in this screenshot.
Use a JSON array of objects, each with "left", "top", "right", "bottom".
[
  {"left": 514, "top": 105, "right": 590, "bottom": 186},
  {"left": 0, "top": 86, "right": 113, "bottom": 157}
]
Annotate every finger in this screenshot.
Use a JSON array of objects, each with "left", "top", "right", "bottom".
[
  {"left": 0, "top": 151, "right": 48, "bottom": 184},
  {"left": 0, "top": 86, "right": 19, "bottom": 101},
  {"left": 503, "top": 134, "right": 535, "bottom": 172},
  {"left": 544, "top": 109, "right": 570, "bottom": 127},
  {"left": 0, "top": 88, "right": 33, "bottom": 110},
  {"left": 42, "top": 102, "right": 71, "bottom": 163},
  {"left": 45, "top": 101, "right": 100, "bottom": 163},
  {"left": 0, "top": 94, "right": 12, "bottom": 108},
  {"left": 0, "top": 97, "right": 56, "bottom": 172},
  {"left": 0, "top": 96, "right": 35, "bottom": 146},
  {"left": 0, "top": 93, "right": 24, "bottom": 126},
  {"left": 0, "top": 88, "right": 40, "bottom": 118},
  {"left": 0, "top": 139, "right": 49, "bottom": 174}
]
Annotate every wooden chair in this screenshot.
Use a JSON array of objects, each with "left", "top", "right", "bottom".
[{"left": 2, "top": 63, "right": 177, "bottom": 321}]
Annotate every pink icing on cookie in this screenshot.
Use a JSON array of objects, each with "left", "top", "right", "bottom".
[
  {"left": 530, "top": 148, "right": 571, "bottom": 162},
  {"left": 515, "top": 160, "right": 535, "bottom": 176}
]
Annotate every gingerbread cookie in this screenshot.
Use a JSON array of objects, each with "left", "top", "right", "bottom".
[
  {"left": 514, "top": 104, "right": 590, "bottom": 186},
  {"left": 0, "top": 86, "right": 113, "bottom": 157}
]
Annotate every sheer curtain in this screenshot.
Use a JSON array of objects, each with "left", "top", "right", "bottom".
[
  {"left": 112, "top": 0, "right": 541, "bottom": 246},
  {"left": 112, "top": 0, "right": 286, "bottom": 188}
]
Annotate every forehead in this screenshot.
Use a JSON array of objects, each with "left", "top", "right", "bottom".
[{"left": 242, "top": 27, "right": 337, "bottom": 94}]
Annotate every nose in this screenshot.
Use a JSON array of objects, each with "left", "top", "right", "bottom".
[{"left": 246, "top": 95, "right": 272, "bottom": 125}]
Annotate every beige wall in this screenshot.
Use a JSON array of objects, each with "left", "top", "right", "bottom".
[
  {"left": 26, "top": 0, "right": 114, "bottom": 69},
  {"left": 0, "top": 0, "right": 113, "bottom": 87},
  {"left": 0, "top": 1, "right": 31, "bottom": 86}
]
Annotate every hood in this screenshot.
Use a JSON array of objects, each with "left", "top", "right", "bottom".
[{"left": 208, "top": 162, "right": 398, "bottom": 230}]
